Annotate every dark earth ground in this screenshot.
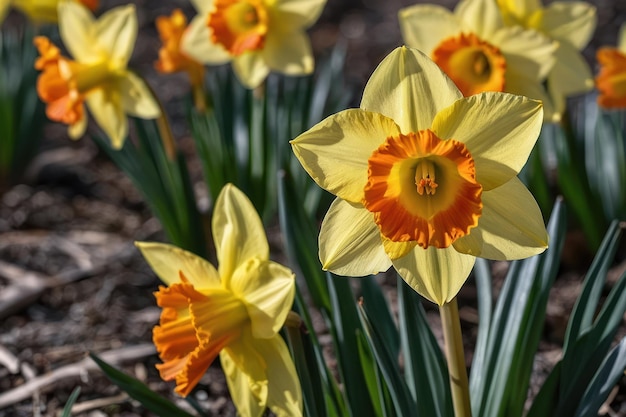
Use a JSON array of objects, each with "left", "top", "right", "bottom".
[{"left": 1, "top": 0, "right": 626, "bottom": 416}]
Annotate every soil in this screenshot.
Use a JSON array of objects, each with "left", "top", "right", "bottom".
[{"left": 1, "top": 0, "right": 626, "bottom": 416}]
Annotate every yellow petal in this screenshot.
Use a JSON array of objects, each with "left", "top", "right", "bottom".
[
  {"left": 319, "top": 198, "right": 391, "bottom": 276},
  {"left": 95, "top": 4, "right": 137, "bottom": 67},
  {"left": 274, "top": 0, "right": 326, "bottom": 29},
  {"left": 263, "top": 30, "right": 313, "bottom": 75},
  {"left": 68, "top": 110, "right": 88, "bottom": 139},
  {"left": 119, "top": 71, "right": 161, "bottom": 118},
  {"left": 538, "top": 2, "right": 596, "bottom": 50},
  {"left": 453, "top": 177, "right": 548, "bottom": 260},
  {"left": 393, "top": 246, "right": 476, "bottom": 305},
  {"left": 492, "top": 26, "right": 556, "bottom": 80},
  {"left": 86, "top": 87, "right": 127, "bottom": 149},
  {"left": 360, "top": 46, "right": 462, "bottom": 133},
  {"left": 213, "top": 184, "right": 269, "bottom": 283},
  {"left": 181, "top": 13, "right": 232, "bottom": 65},
  {"left": 505, "top": 71, "right": 558, "bottom": 122},
  {"left": 190, "top": 0, "right": 214, "bottom": 14},
  {"left": 398, "top": 5, "right": 460, "bottom": 57},
  {"left": 220, "top": 350, "right": 266, "bottom": 417},
  {"left": 232, "top": 52, "right": 270, "bottom": 89},
  {"left": 58, "top": 1, "right": 100, "bottom": 63},
  {"left": 548, "top": 42, "right": 594, "bottom": 98},
  {"left": 134, "top": 241, "right": 222, "bottom": 290},
  {"left": 455, "top": 0, "right": 503, "bottom": 38},
  {"left": 431, "top": 92, "right": 543, "bottom": 190},
  {"left": 291, "top": 109, "right": 400, "bottom": 203},
  {"left": 498, "top": 0, "right": 541, "bottom": 20},
  {"left": 223, "top": 329, "right": 268, "bottom": 401},
  {"left": 257, "top": 335, "right": 303, "bottom": 417},
  {"left": 229, "top": 258, "right": 295, "bottom": 339}
]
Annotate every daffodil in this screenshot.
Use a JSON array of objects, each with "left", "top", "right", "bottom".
[
  {"left": 291, "top": 46, "right": 548, "bottom": 305},
  {"left": 34, "top": 2, "right": 160, "bottom": 149},
  {"left": 155, "top": 9, "right": 205, "bottom": 89},
  {"left": 596, "top": 24, "right": 626, "bottom": 109},
  {"left": 136, "top": 184, "right": 301, "bottom": 417},
  {"left": 399, "top": 0, "right": 558, "bottom": 120},
  {"left": 496, "top": 0, "right": 597, "bottom": 120},
  {"left": 180, "top": 0, "right": 326, "bottom": 89},
  {"left": 0, "top": 0, "right": 96, "bottom": 23}
]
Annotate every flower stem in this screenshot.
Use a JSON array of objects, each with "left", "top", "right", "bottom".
[{"left": 439, "top": 297, "right": 472, "bottom": 417}]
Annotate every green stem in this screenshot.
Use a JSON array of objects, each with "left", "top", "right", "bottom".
[{"left": 439, "top": 297, "right": 472, "bottom": 417}]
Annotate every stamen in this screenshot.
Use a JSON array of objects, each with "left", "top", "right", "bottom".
[{"left": 415, "top": 160, "right": 438, "bottom": 195}]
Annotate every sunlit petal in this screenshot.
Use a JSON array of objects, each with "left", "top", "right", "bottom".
[
  {"left": 361, "top": 46, "right": 462, "bottom": 133},
  {"left": 213, "top": 184, "right": 269, "bottom": 283},
  {"left": 548, "top": 42, "right": 594, "bottom": 98},
  {"left": 393, "top": 246, "right": 476, "bottom": 305},
  {"left": 274, "top": 0, "right": 326, "bottom": 29},
  {"left": 319, "top": 198, "right": 391, "bottom": 276},
  {"left": 135, "top": 242, "right": 221, "bottom": 289},
  {"left": 453, "top": 177, "right": 548, "bottom": 259},
  {"left": 492, "top": 25, "right": 556, "bottom": 80},
  {"left": 58, "top": 1, "right": 99, "bottom": 63},
  {"left": 263, "top": 30, "right": 313, "bottom": 75},
  {"left": 229, "top": 258, "right": 295, "bottom": 339},
  {"left": 454, "top": 0, "right": 503, "bottom": 38},
  {"left": 119, "top": 71, "right": 161, "bottom": 118},
  {"left": 221, "top": 351, "right": 266, "bottom": 417},
  {"left": 398, "top": 5, "right": 461, "bottom": 57},
  {"left": 182, "top": 14, "right": 232, "bottom": 65},
  {"left": 291, "top": 109, "right": 400, "bottom": 203},
  {"left": 431, "top": 92, "right": 543, "bottom": 190},
  {"left": 85, "top": 87, "right": 126, "bottom": 149},
  {"left": 232, "top": 52, "right": 270, "bottom": 89},
  {"left": 538, "top": 2, "right": 596, "bottom": 49},
  {"left": 257, "top": 336, "right": 303, "bottom": 417},
  {"left": 95, "top": 4, "right": 137, "bottom": 66}
]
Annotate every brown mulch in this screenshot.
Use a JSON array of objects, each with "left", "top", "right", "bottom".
[{"left": 1, "top": 0, "right": 626, "bottom": 416}]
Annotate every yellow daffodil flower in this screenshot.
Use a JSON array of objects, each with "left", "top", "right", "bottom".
[
  {"left": 180, "top": 0, "right": 326, "bottom": 89},
  {"left": 34, "top": 2, "right": 160, "bottom": 149},
  {"left": 0, "top": 0, "right": 96, "bottom": 23},
  {"left": 136, "top": 184, "right": 302, "bottom": 417},
  {"left": 399, "top": 0, "right": 558, "bottom": 120},
  {"left": 596, "top": 24, "right": 626, "bottom": 109},
  {"left": 291, "top": 46, "right": 548, "bottom": 305},
  {"left": 496, "top": 0, "right": 597, "bottom": 120},
  {"left": 155, "top": 9, "right": 205, "bottom": 88}
]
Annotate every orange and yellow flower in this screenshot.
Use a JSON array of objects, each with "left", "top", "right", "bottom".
[
  {"left": 155, "top": 9, "right": 204, "bottom": 88},
  {"left": 33, "top": 2, "right": 160, "bottom": 149},
  {"left": 180, "top": 0, "right": 327, "bottom": 88},
  {"left": 291, "top": 46, "right": 548, "bottom": 305},
  {"left": 136, "top": 184, "right": 301, "bottom": 416},
  {"left": 399, "top": 0, "right": 558, "bottom": 120},
  {"left": 496, "top": 0, "right": 597, "bottom": 120},
  {"left": 596, "top": 24, "right": 626, "bottom": 109}
]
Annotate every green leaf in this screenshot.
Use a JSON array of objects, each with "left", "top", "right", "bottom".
[
  {"left": 89, "top": 353, "right": 196, "bottom": 417},
  {"left": 471, "top": 199, "right": 566, "bottom": 417},
  {"left": 357, "top": 301, "right": 415, "bottom": 417},
  {"left": 398, "top": 278, "right": 452, "bottom": 417},
  {"left": 574, "top": 336, "right": 626, "bottom": 417},
  {"left": 60, "top": 387, "right": 81, "bottom": 417}
]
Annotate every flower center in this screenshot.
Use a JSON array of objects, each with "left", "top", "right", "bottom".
[
  {"left": 208, "top": 0, "right": 268, "bottom": 56},
  {"left": 432, "top": 33, "right": 506, "bottom": 96},
  {"left": 363, "top": 130, "right": 483, "bottom": 249},
  {"left": 34, "top": 36, "right": 113, "bottom": 126}
]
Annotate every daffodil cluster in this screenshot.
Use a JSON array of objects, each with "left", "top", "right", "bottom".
[
  {"left": 33, "top": 2, "right": 160, "bottom": 149},
  {"left": 137, "top": 184, "right": 301, "bottom": 417},
  {"left": 292, "top": 46, "right": 548, "bottom": 305},
  {"left": 399, "top": 0, "right": 596, "bottom": 122},
  {"left": 179, "top": 0, "right": 327, "bottom": 88}
]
